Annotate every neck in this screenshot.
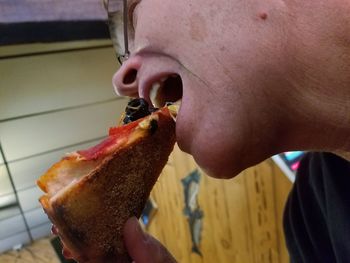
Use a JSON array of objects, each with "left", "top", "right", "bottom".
[
  {"left": 282, "top": 84, "right": 350, "bottom": 156},
  {"left": 279, "top": 0, "right": 350, "bottom": 157}
]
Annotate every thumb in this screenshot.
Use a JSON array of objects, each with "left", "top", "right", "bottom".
[{"left": 123, "top": 217, "right": 177, "bottom": 263}]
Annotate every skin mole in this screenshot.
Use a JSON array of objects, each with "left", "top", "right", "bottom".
[{"left": 259, "top": 12, "right": 268, "bottom": 20}]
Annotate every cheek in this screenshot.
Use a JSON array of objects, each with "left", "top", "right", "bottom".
[
  {"left": 177, "top": 112, "right": 248, "bottom": 179},
  {"left": 192, "top": 141, "right": 245, "bottom": 179},
  {"left": 175, "top": 81, "right": 250, "bottom": 179},
  {"left": 135, "top": 2, "right": 214, "bottom": 61},
  {"left": 176, "top": 68, "right": 281, "bottom": 179},
  {"left": 134, "top": 3, "right": 189, "bottom": 50}
]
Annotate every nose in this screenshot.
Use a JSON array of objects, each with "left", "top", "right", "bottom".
[{"left": 112, "top": 56, "right": 142, "bottom": 97}]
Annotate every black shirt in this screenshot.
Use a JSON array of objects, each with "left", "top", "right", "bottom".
[{"left": 284, "top": 152, "right": 350, "bottom": 263}]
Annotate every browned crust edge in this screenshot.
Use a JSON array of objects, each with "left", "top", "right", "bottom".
[{"left": 39, "top": 111, "right": 175, "bottom": 263}]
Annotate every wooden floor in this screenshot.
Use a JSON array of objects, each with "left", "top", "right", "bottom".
[
  {"left": 0, "top": 238, "right": 59, "bottom": 263},
  {"left": 0, "top": 145, "right": 293, "bottom": 263}
]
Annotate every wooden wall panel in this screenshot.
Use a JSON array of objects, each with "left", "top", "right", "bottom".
[
  {"left": 0, "top": 238, "right": 58, "bottom": 263},
  {"left": 243, "top": 162, "right": 279, "bottom": 263},
  {"left": 148, "top": 146, "right": 292, "bottom": 263},
  {"left": 272, "top": 162, "right": 293, "bottom": 263}
]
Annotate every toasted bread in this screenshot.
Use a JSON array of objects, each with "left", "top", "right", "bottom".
[{"left": 37, "top": 107, "right": 176, "bottom": 263}]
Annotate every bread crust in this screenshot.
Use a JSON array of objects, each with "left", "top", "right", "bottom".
[{"left": 38, "top": 110, "right": 176, "bottom": 263}]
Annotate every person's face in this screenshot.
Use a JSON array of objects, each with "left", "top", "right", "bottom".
[
  {"left": 112, "top": 0, "right": 293, "bottom": 178},
  {"left": 112, "top": 0, "right": 335, "bottom": 178}
]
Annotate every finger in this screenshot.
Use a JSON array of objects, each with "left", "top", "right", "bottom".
[{"left": 123, "top": 217, "right": 177, "bottom": 263}]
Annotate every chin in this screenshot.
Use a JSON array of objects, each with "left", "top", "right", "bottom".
[
  {"left": 177, "top": 125, "right": 273, "bottom": 179},
  {"left": 191, "top": 150, "right": 250, "bottom": 179},
  {"left": 177, "top": 132, "right": 256, "bottom": 179}
]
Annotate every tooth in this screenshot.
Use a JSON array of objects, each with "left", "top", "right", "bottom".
[
  {"left": 150, "top": 82, "right": 162, "bottom": 108},
  {"left": 174, "top": 99, "right": 182, "bottom": 105},
  {"left": 167, "top": 99, "right": 181, "bottom": 121}
]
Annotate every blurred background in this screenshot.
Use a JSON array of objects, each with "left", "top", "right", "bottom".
[{"left": 0, "top": 1, "right": 297, "bottom": 262}]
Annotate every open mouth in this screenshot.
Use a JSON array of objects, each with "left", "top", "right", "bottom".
[{"left": 149, "top": 74, "right": 183, "bottom": 108}]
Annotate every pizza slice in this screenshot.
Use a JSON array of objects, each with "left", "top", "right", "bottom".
[{"left": 37, "top": 99, "right": 176, "bottom": 263}]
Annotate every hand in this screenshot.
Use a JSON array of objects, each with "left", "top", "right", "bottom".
[{"left": 123, "top": 217, "right": 177, "bottom": 263}]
